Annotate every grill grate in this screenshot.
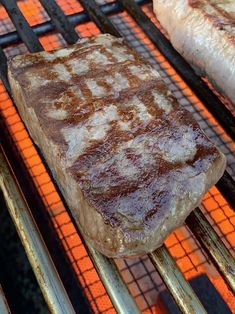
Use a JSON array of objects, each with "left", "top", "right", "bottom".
[{"left": 0, "top": 0, "right": 234, "bottom": 313}]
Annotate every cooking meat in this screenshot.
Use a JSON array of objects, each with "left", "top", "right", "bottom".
[
  {"left": 8, "top": 34, "right": 226, "bottom": 257},
  {"left": 153, "top": 0, "right": 235, "bottom": 104}
]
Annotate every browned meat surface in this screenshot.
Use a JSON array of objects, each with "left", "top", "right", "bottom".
[{"left": 8, "top": 34, "right": 226, "bottom": 257}]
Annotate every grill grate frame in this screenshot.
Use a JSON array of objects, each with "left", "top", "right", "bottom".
[{"left": 0, "top": 0, "right": 234, "bottom": 314}]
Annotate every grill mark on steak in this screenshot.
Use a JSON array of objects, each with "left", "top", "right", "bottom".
[
  {"left": 188, "top": 0, "right": 235, "bottom": 40},
  {"left": 9, "top": 39, "right": 137, "bottom": 77}
]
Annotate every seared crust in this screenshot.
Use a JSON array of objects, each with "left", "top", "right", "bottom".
[
  {"left": 153, "top": 0, "right": 235, "bottom": 104},
  {"left": 8, "top": 34, "right": 226, "bottom": 257},
  {"left": 188, "top": 0, "right": 235, "bottom": 43}
]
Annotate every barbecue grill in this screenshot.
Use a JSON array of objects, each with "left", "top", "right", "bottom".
[{"left": 0, "top": 0, "right": 234, "bottom": 313}]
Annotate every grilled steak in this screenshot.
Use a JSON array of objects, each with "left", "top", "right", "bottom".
[
  {"left": 153, "top": 0, "right": 235, "bottom": 104},
  {"left": 8, "top": 34, "right": 226, "bottom": 257}
]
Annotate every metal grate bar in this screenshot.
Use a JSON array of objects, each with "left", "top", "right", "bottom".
[
  {"left": 0, "top": 149, "right": 75, "bottom": 314},
  {"left": 116, "top": 0, "right": 235, "bottom": 141},
  {"left": 0, "top": 0, "right": 43, "bottom": 53},
  {"left": 149, "top": 245, "right": 207, "bottom": 314},
  {"left": 186, "top": 208, "right": 235, "bottom": 293},
  {"left": 0, "top": 0, "right": 150, "bottom": 48},
  {"left": 0, "top": 285, "right": 11, "bottom": 314},
  {"left": 87, "top": 244, "right": 140, "bottom": 314},
  {"left": 78, "top": 0, "right": 121, "bottom": 37},
  {"left": 216, "top": 172, "right": 235, "bottom": 211},
  {"left": 39, "top": 0, "right": 79, "bottom": 44},
  {"left": 0, "top": 47, "right": 10, "bottom": 94}
]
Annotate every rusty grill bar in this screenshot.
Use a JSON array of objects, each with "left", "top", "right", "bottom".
[{"left": 0, "top": 0, "right": 234, "bottom": 313}]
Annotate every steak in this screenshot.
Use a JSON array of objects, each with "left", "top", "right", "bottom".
[
  {"left": 153, "top": 0, "right": 235, "bottom": 105},
  {"left": 8, "top": 34, "right": 226, "bottom": 257}
]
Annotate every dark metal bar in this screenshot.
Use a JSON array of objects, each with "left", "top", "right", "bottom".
[
  {"left": 116, "top": 0, "right": 235, "bottom": 140},
  {"left": 0, "top": 0, "right": 43, "bottom": 53},
  {"left": 0, "top": 0, "right": 150, "bottom": 48},
  {"left": 39, "top": 0, "right": 79, "bottom": 44},
  {"left": 86, "top": 244, "right": 140, "bottom": 314},
  {"left": 216, "top": 171, "right": 235, "bottom": 211},
  {"left": 186, "top": 208, "right": 235, "bottom": 293},
  {"left": 0, "top": 47, "right": 10, "bottom": 94},
  {"left": 78, "top": 0, "right": 120, "bottom": 37},
  {"left": 149, "top": 245, "right": 207, "bottom": 314}
]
